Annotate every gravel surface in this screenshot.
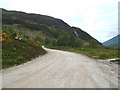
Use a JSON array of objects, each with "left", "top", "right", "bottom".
[{"left": 2, "top": 47, "right": 118, "bottom": 88}]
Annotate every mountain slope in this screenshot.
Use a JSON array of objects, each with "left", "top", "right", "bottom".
[
  {"left": 2, "top": 9, "right": 102, "bottom": 47},
  {"left": 103, "top": 34, "right": 120, "bottom": 48}
]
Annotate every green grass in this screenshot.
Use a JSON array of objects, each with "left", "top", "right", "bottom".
[
  {"left": 0, "top": 60, "right": 2, "bottom": 69},
  {"left": 2, "top": 33, "right": 47, "bottom": 69},
  {"left": 46, "top": 46, "right": 119, "bottom": 60}
]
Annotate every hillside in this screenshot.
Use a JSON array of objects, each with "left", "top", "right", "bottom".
[
  {"left": 1, "top": 32, "right": 46, "bottom": 68},
  {"left": 2, "top": 8, "right": 102, "bottom": 48},
  {"left": 2, "top": 8, "right": 119, "bottom": 61},
  {"left": 103, "top": 34, "right": 120, "bottom": 48}
]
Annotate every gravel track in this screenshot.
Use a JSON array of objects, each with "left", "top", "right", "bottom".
[{"left": 2, "top": 47, "right": 118, "bottom": 88}]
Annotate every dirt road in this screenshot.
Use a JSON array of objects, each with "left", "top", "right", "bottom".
[{"left": 2, "top": 47, "right": 118, "bottom": 88}]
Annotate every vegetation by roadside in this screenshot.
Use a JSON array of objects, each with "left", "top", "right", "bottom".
[
  {"left": 2, "top": 32, "right": 47, "bottom": 69},
  {"left": 46, "top": 46, "right": 119, "bottom": 60}
]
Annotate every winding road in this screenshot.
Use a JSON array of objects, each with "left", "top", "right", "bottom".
[{"left": 2, "top": 47, "right": 118, "bottom": 88}]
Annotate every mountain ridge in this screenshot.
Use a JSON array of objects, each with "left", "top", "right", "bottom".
[
  {"left": 103, "top": 34, "right": 120, "bottom": 48},
  {"left": 2, "top": 8, "right": 102, "bottom": 48}
]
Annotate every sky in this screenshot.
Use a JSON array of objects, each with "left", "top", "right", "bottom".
[{"left": 0, "top": 0, "right": 119, "bottom": 42}]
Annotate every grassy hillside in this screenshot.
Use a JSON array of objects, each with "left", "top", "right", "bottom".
[
  {"left": 2, "top": 8, "right": 102, "bottom": 48},
  {"left": 2, "top": 32, "right": 46, "bottom": 68}
]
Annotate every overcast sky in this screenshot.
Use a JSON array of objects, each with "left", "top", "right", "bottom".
[{"left": 0, "top": 0, "right": 119, "bottom": 42}]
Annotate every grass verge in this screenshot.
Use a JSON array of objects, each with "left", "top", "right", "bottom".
[{"left": 46, "top": 45, "right": 119, "bottom": 60}]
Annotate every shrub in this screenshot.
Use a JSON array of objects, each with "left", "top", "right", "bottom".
[
  {"left": 34, "top": 41, "right": 41, "bottom": 46},
  {"left": 28, "top": 37, "right": 33, "bottom": 41},
  {"left": 99, "top": 54, "right": 109, "bottom": 59},
  {"left": 1, "top": 33, "right": 9, "bottom": 42},
  {"left": 16, "top": 56, "right": 24, "bottom": 61}
]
